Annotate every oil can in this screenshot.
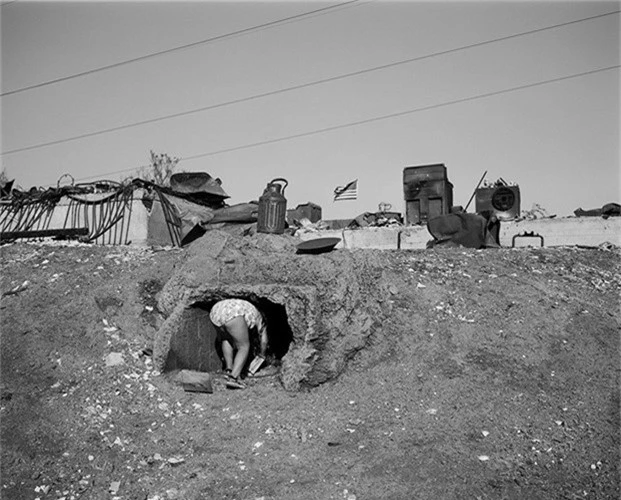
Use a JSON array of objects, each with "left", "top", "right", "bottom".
[{"left": 257, "top": 178, "right": 288, "bottom": 234}]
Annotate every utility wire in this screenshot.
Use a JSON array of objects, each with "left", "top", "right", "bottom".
[
  {"left": 179, "top": 65, "right": 620, "bottom": 161},
  {"left": 0, "top": 0, "right": 362, "bottom": 97},
  {"left": 70, "top": 64, "right": 620, "bottom": 183},
  {"left": 2, "top": 9, "right": 617, "bottom": 157}
]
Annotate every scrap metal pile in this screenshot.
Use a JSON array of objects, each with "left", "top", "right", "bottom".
[
  {"left": 0, "top": 179, "right": 138, "bottom": 245},
  {"left": 0, "top": 173, "right": 258, "bottom": 246}
]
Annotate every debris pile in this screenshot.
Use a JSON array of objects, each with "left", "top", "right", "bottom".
[
  {"left": 290, "top": 217, "right": 331, "bottom": 236},
  {"left": 480, "top": 177, "right": 518, "bottom": 188},
  {"left": 348, "top": 211, "right": 403, "bottom": 229},
  {"left": 520, "top": 203, "right": 556, "bottom": 220},
  {"left": 573, "top": 202, "right": 620, "bottom": 218}
]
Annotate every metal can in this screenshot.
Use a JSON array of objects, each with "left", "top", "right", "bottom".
[{"left": 257, "top": 178, "right": 288, "bottom": 234}]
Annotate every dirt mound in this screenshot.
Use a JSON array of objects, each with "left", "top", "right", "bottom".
[
  {"left": 154, "top": 231, "right": 391, "bottom": 390},
  {"left": 0, "top": 238, "right": 619, "bottom": 499}
]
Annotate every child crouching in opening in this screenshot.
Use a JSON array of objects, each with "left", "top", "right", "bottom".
[{"left": 209, "top": 298, "right": 268, "bottom": 390}]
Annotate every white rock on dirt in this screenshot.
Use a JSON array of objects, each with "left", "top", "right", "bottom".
[{"left": 105, "top": 353, "right": 124, "bottom": 367}]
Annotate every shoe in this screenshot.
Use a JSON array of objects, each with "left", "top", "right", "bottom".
[{"left": 225, "top": 377, "right": 246, "bottom": 390}]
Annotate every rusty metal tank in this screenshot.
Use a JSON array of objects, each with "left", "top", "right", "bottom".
[{"left": 403, "top": 164, "right": 453, "bottom": 225}]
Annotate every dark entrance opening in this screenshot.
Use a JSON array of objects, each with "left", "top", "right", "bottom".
[{"left": 163, "top": 296, "right": 293, "bottom": 373}]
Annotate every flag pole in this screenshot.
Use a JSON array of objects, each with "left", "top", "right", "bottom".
[{"left": 464, "top": 170, "right": 487, "bottom": 212}]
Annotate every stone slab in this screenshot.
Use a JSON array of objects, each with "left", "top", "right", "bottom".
[
  {"left": 342, "top": 227, "right": 400, "bottom": 249},
  {"left": 399, "top": 225, "right": 432, "bottom": 250}
]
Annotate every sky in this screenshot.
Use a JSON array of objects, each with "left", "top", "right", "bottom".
[{"left": 1, "top": 0, "right": 619, "bottom": 221}]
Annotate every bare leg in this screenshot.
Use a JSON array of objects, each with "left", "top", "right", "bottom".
[
  {"left": 223, "top": 316, "right": 250, "bottom": 379},
  {"left": 221, "top": 339, "right": 234, "bottom": 372}
]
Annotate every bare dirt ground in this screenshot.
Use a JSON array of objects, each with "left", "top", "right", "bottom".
[{"left": 1, "top": 238, "right": 619, "bottom": 500}]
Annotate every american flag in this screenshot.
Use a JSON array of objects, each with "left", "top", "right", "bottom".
[{"left": 333, "top": 179, "right": 358, "bottom": 201}]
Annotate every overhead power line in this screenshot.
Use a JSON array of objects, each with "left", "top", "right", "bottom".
[
  {"left": 178, "top": 65, "right": 620, "bottom": 161},
  {"left": 0, "top": 0, "right": 362, "bottom": 97},
  {"left": 2, "top": 9, "right": 617, "bottom": 157},
  {"left": 70, "top": 64, "right": 620, "bottom": 184}
]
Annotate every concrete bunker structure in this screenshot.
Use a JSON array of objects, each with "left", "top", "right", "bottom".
[
  {"left": 155, "top": 285, "right": 316, "bottom": 384},
  {"left": 152, "top": 231, "right": 389, "bottom": 390}
]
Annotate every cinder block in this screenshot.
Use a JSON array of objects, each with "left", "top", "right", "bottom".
[
  {"left": 342, "top": 227, "right": 399, "bottom": 249},
  {"left": 399, "top": 226, "right": 432, "bottom": 250},
  {"left": 500, "top": 217, "right": 621, "bottom": 247}
]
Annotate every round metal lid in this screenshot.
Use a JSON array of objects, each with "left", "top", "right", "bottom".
[{"left": 296, "top": 237, "right": 341, "bottom": 254}]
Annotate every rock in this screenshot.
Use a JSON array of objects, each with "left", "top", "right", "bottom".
[
  {"left": 104, "top": 353, "right": 124, "bottom": 367},
  {"left": 171, "top": 370, "right": 213, "bottom": 394}
]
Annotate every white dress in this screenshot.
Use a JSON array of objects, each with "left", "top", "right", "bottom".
[{"left": 209, "top": 299, "right": 264, "bottom": 331}]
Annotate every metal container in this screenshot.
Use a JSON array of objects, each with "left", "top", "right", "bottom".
[
  {"left": 286, "top": 202, "right": 322, "bottom": 224},
  {"left": 475, "top": 185, "right": 521, "bottom": 221},
  {"left": 257, "top": 178, "right": 288, "bottom": 234},
  {"left": 403, "top": 164, "right": 453, "bottom": 225}
]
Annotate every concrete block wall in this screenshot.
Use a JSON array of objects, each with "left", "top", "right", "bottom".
[
  {"left": 500, "top": 217, "right": 621, "bottom": 248},
  {"left": 296, "top": 217, "right": 620, "bottom": 250},
  {"left": 342, "top": 227, "right": 400, "bottom": 249},
  {"left": 399, "top": 226, "right": 432, "bottom": 249},
  {"left": 297, "top": 228, "right": 403, "bottom": 250}
]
